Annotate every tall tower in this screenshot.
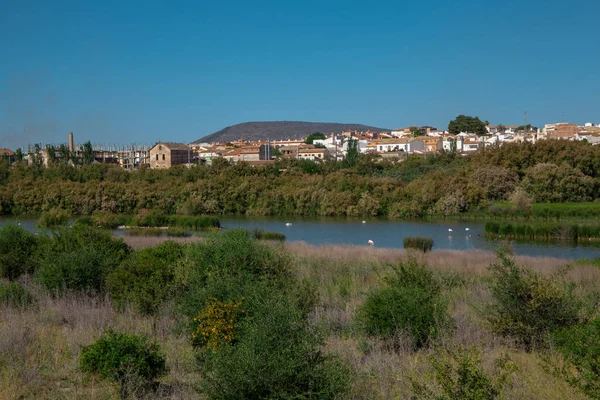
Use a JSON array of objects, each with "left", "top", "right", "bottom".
[{"left": 68, "top": 132, "right": 74, "bottom": 152}]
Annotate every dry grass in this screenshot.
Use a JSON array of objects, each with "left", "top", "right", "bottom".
[
  {"left": 289, "top": 242, "right": 599, "bottom": 400},
  {"left": 0, "top": 281, "right": 197, "bottom": 399},
  {"left": 2, "top": 241, "right": 599, "bottom": 399}
]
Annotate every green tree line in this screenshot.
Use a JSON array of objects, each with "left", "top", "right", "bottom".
[{"left": 0, "top": 140, "right": 599, "bottom": 218}]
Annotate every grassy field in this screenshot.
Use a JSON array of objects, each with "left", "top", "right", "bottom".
[{"left": 1, "top": 237, "right": 598, "bottom": 399}]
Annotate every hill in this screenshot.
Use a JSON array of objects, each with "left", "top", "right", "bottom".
[{"left": 193, "top": 121, "right": 390, "bottom": 143}]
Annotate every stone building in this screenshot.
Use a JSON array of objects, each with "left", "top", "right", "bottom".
[{"left": 149, "top": 142, "right": 191, "bottom": 169}]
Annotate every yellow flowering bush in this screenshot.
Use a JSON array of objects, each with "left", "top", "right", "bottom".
[{"left": 191, "top": 297, "right": 244, "bottom": 350}]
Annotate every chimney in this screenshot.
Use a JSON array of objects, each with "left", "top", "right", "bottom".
[{"left": 68, "top": 132, "right": 74, "bottom": 152}]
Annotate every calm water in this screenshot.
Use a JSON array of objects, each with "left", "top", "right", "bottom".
[
  {"left": 219, "top": 216, "right": 600, "bottom": 260},
  {"left": 2, "top": 216, "right": 599, "bottom": 260}
]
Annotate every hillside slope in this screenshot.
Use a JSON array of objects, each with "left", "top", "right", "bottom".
[{"left": 193, "top": 121, "right": 390, "bottom": 143}]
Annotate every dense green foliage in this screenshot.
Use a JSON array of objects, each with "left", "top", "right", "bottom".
[
  {"left": 35, "top": 226, "right": 131, "bottom": 294},
  {"left": 305, "top": 132, "right": 326, "bottom": 144},
  {"left": 0, "top": 224, "right": 39, "bottom": 281},
  {"left": 2, "top": 140, "right": 600, "bottom": 220},
  {"left": 79, "top": 328, "right": 167, "bottom": 399},
  {"left": 251, "top": 229, "right": 286, "bottom": 241},
  {"left": 448, "top": 115, "right": 487, "bottom": 135},
  {"left": 485, "top": 221, "right": 600, "bottom": 240},
  {"left": 37, "top": 208, "right": 71, "bottom": 228},
  {"left": 107, "top": 241, "right": 185, "bottom": 315},
  {"left": 554, "top": 319, "right": 600, "bottom": 399},
  {"left": 403, "top": 236, "right": 434, "bottom": 252},
  {"left": 485, "top": 249, "right": 582, "bottom": 350},
  {"left": 356, "top": 259, "right": 447, "bottom": 349},
  {"left": 175, "top": 230, "right": 349, "bottom": 399},
  {"left": 0, "top": 281, "right": 34, "bottom": 308}
]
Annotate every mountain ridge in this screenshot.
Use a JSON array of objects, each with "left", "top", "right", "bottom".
[{"left": 193, "top": 121, "right": 390, "bottom": 143}]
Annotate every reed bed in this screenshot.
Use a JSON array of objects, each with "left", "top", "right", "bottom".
[{"left": 485, "top": 220, "right": 600, "bottom": 240}]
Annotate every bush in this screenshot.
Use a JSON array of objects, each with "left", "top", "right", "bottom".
[
  {"left": 198, "top": 286, "right": 350, "bottom": 400},
  {"left": 38, "top": 208, "right": 71, "bottom": 228},
  {"left": 91, "top": 211, "right": 123, "bottom": 229},
  {"left": 36, "top": 226, "right": 130, "bottom": 294},
  {"left": 0, "top": 223, "right": 39, "bottom": 281},
  {"left": 80, "top": 328, "right": 167, "bottom": 399},
  {"left": 485, "top": 248, "right": 582, "bottom": 350},
  {"left": 177, "top": 230, "right": 290, "bottom": 288},
  {"left": 553, "top": 319, "right": 600, "bottom": 399},
  {"left": 356, "top": 259, "right": 447, "bottom": 349},
  {"left": 403, "top": 236, "right": 434, "bottom": 253},
  {"left": 191, "top": 297, "right": 245, "bottom": 350},
  {"left": 410, "top": 346, "right": 517, "bottom": 400},
  {"left": 37, "top": 248, "right": 110, "bottom": 293},
  {"left": 251, "top": 229, "right": 286, "bottom": 241},
  {"left": 107, "top": 240, "right": 185, "bottom": 315},
  {"left": 173, "top": 230, "right": 347, "bottom": 399},
  {"left": 176, "top": 231, "right": 292, "bottom": 329},
  {"left": 0, "top": 281, "right": 34, "bottom": 308}
]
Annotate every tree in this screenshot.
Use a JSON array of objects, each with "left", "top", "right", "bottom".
[
  {"left": 410, "top": 127, "right": 422, "bottom": 137},
  {"left": 341, "top": 138, "right": 358, "bottom": 168},
  {"left": 15, "top": 148, "right": 24, "bottom": 162},
  {"left": 46, "top": 145, "right": 57, "bottom": 163},
  {"left": 448, "top": 115, "right": 487, "bottom": 135},
  {"left": 58, "top": 144, "right": 71, "bottom": 164},
  {"left": 496, "top": 124, "right": 505, "bottom": 133},
  {"left": 82, "top": 141, "right": 95, "bottom": 165},
  {"left": 305, "top": 132, "right": 326, "bottom": 145}
]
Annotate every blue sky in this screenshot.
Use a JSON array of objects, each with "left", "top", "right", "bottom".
[{"left": 1, "top": 0, "right": 599, "bottom": 148}]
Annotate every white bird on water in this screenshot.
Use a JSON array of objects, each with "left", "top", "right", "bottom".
[
  {"left": 448, "top": 228, "right": 453, "bottom": 233},
  {"left": 362, "top": 220, "right": 366, "bottom": 224},
  {"left": 285, "top": 222, "right": 292, "bottom": 227},
  {"left": 465, "top": 228, "right": 470, "bottom": 231},
  {"left": 368, "top": 239, "right": 374, "bottom": 246}
]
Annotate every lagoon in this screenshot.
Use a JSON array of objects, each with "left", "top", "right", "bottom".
[
  {"left": 219, "top": 216, "right": 600, "bottom": 260},
  {"left": 2, "top": 216, "right": 599, "bottom": 260}
]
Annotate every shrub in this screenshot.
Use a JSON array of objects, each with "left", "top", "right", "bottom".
[
  {"left": 198, "top": 287, "right": 350, "bottom": 400},
  {"left": 191, "top": 297, "right": 244, "bottom": 350},
  {"left": 176, "top": 230, "right": 290, "bottom": 289},
  {"left": 0, "top": 223, "right": 39, "bottom": 281},
  {"left": 36, "top": 226, "right": 130, "bottom": 293},
  {"left": 91, "top": 211, "right": 123, "bottom": 229},
  {"left": 553, "top": 319, "right": 600, "bottom": 399},
  {"left": 169, "top": 215, "right": 220, "bottom": 230},
  {"left": 403, "top": 236, "right": 434, "bottom": 253},
  {"left": 410, "top": 346, "right": 517, "bottom": 400},
  {"left": 37, "top": 248, "right": 114, "bottom": 293},
  {"left": 251, "top": 229, "right": 286, "bottom": 241},
  {"left": 356, "top": 259, "right": 447, "bottom": 349},
  {"left": 509, "top": 187, "right": 533, "bottom": 212},
  {"left": 38, "top": 208, "right": 71, "bottom": 228},
  {"left": 107, "top": 240, "right": 185, "bottom": 315},
  {"left": 0, "top": 281, "right": 34, "bottom": 308},
  {"left": 80, "top": 328, "right": 167, "bottom": 399},
  {"left": 485, "top": 248, "right": 582, "bottom": 350}
]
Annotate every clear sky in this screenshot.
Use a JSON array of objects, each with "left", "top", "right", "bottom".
[{"left": 1, "top": 0, "right": 599, "bottom": 148}]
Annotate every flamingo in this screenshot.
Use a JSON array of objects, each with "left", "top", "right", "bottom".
[{"left": 368, "top": 239, "right": 374, "bottom": 246}]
